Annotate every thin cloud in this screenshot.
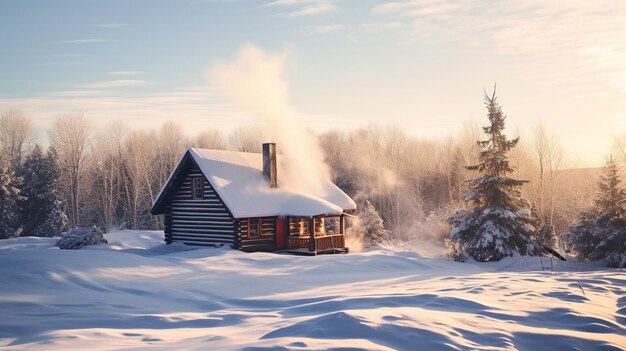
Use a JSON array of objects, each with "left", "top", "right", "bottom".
[
  {"left": 106, "top": 71, "right": 144, "bottom": 76},
  {"left": 0, "top": 87, "right": 256, "bottom": 136},
  {"left": 45, "top": 90, "right": 103, "bottom": 97},
  {"left": 360, "top": 22, "right": 404, "bottom": 33},
  {"left": 304, "top": 24, "right": 345, "bottom": 34},
  {"left": 0, "top": 86, "right": 358, "bottom": 148},
  {"left": 52, "top": 39, "right": 113, "bottom": 44},
  {"left": 372, "top": 0, "right": 626, "bottom": 93},
  {"left": 264, "top": 0, "right": 336, "bottom": 17},
  {"left": 81, "top": 80, "right": 149, "bottom": 89},
  {"left": 371, "top": 1, "right": 411, "bottom": 15}
]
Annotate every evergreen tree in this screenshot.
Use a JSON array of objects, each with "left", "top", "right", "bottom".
[
  {"left": 18, "top": 145, "right": 69, "bottom": 236},
  {"left": 449, "top": 88, "right": 538, "bottom": 262},
  {"left": 0, "top": 161, "right": 24, "bottom": 239},
  {"left": 568, "top": 156, "right": 626, "bottom": 262},
  {"left": 358, "top": 200, "right": 391, "bottom": 247}
]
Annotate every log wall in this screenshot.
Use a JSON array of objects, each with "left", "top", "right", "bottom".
[{"left": 169, "top": 161, "right": 235, "bottom": 246}]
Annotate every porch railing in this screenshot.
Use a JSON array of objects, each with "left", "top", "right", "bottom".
[{"left": 288, "top": 234, "right": 345, "bottom": 251}]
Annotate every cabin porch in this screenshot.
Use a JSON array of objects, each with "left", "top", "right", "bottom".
[
  {"left": 280, "top": 214, "right": 348, "bottom": 255},
  {"left": 236, "top": 214, "right": 349, "bottom": 254}
]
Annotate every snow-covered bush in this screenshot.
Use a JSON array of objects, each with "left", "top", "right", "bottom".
[
  {"left": 606, "top": 253, "right": 625, "bottom": 268},
  {"left": 56, "top": 227, "right": 108, "bottom": 250},
  {"left": 445, "top": 238, "right": 465, "bottom": 262},
  {"left": 355, "top": 200, "right": 391, "bottom": 247}
]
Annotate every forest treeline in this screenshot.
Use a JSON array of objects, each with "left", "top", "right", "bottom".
[{"left": 0, "top": 101, "right": 624, "bottom": 263}]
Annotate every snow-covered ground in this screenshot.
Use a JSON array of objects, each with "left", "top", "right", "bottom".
[{"left": 1, "top": 231, "right": 624, "bottom": 350}]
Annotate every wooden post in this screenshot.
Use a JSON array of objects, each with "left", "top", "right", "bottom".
[
  {"left": 309, "top": 217, "right": 315, "bottom": 252},
  {"left": 284, "top": 216, "right": 290, "bottom": 249},
  {"left": 339, "top": 214, "right": 345, "bottom": 234}
]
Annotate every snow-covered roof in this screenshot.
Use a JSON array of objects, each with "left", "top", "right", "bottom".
[{"left": 154, "top": 148, "right": 356, "bottom": 218}]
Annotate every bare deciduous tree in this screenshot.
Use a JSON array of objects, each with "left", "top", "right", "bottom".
[
  {"left": 530, "top": 123, "right": 565, "bottom": 227},
  {"left": 615, "top": 134, "right": 626, "bottom": 167},
  {"left": 533, "top": 122, "right": 549, "bottom": 218},
  {"left": 91, "top": 123, "right": 128, "bottom": 231},
  {"left": 194, "top": 129, "right": 226, "bottom": 150},
  {"left": 125, "top": 131, "right": 158, "bottom": 229},
  {"left": 0, "top": 110, "right": 34, "bottom": 170},
  {"left": 49, "top": 114, "right": 91, "bottom": 227},
  {"left": 228, "top": 125, "right": 262, "bottom": 153},
  {"left": 156, "top": 122, "right": 188, "bottom": 188}
]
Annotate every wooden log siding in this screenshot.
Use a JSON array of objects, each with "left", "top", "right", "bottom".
[
  {"left": 169, "top": 164, "right": 235, "bottom": 246},
  {"left": 164, "top": 205, "right": 172, "bottom": 244},
  {"left": 236, "top": 217, "right": 276, "bottom": 252}
]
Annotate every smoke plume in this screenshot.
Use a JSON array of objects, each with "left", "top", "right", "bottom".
[{"left": 209, "top": 45, "right": 330, "bottom": 194}]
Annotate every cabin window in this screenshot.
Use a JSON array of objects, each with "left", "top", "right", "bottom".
[
  {"left": 315, "top": 217, "right": 325, "bottom": 234},
  {"left": 191, "top": 177, "right": 204, "bottom": 199},
  {"left": 289, "top": 218, "right": 300, "bottom": 236},
  {"left": 248, "top": 217, "right": 274, "bottom": 239},
  {"left": 248, "top": 218, "right": 259, "bottom": 239},
  {"left": 289, "top": 217, "right": 322, "bottom": 236},
  {"left": 300, "top": 218, "right": 309, "bottom": 235}
]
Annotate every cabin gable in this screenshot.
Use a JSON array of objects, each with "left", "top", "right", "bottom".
[{"left": 163, "top": 155, "right": 236, "bottom": 246}]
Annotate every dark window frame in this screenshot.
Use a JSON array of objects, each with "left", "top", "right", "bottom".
[
  {"left": 247, "top": 217, "right": 275, "bottom": 240},
  {"left": 191, "top": 177, "right": 204, "bottom": 199},
  {"left": 248, "top": 218, "right": 260, "bottom": 239}
]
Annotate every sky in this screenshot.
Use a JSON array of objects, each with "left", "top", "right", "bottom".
[{"left": 1, "top": 0, "right": 625, "bottom": 166}]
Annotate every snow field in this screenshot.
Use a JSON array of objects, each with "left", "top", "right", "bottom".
[{"left": 0, "top": 230, "right": 624, "bottom": 350}]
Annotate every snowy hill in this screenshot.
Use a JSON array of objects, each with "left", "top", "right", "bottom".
[{"left": 0, "top": 230, "right": 624, "bottom": 350}]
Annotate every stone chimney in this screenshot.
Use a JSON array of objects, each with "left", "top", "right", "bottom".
[{"left": 262, "top": 143, "right": 277, "bottom": 188}]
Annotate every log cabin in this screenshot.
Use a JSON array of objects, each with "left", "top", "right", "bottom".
[{"left": 150, "top": 143, "right": 356, "bottom": 254}]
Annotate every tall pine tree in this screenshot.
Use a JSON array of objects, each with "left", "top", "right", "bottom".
[
  {"left": 450, "top": 88, "right": 538, "bottom": 262},
  {"left": 0, "top": 161, "right": 24, "bottom": 239},
  {"left": 18, "top": 145, "right": 69, "bottom": 236},
  {"left": 568, "top": 156, "right": 626, "bottom": 262}
]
